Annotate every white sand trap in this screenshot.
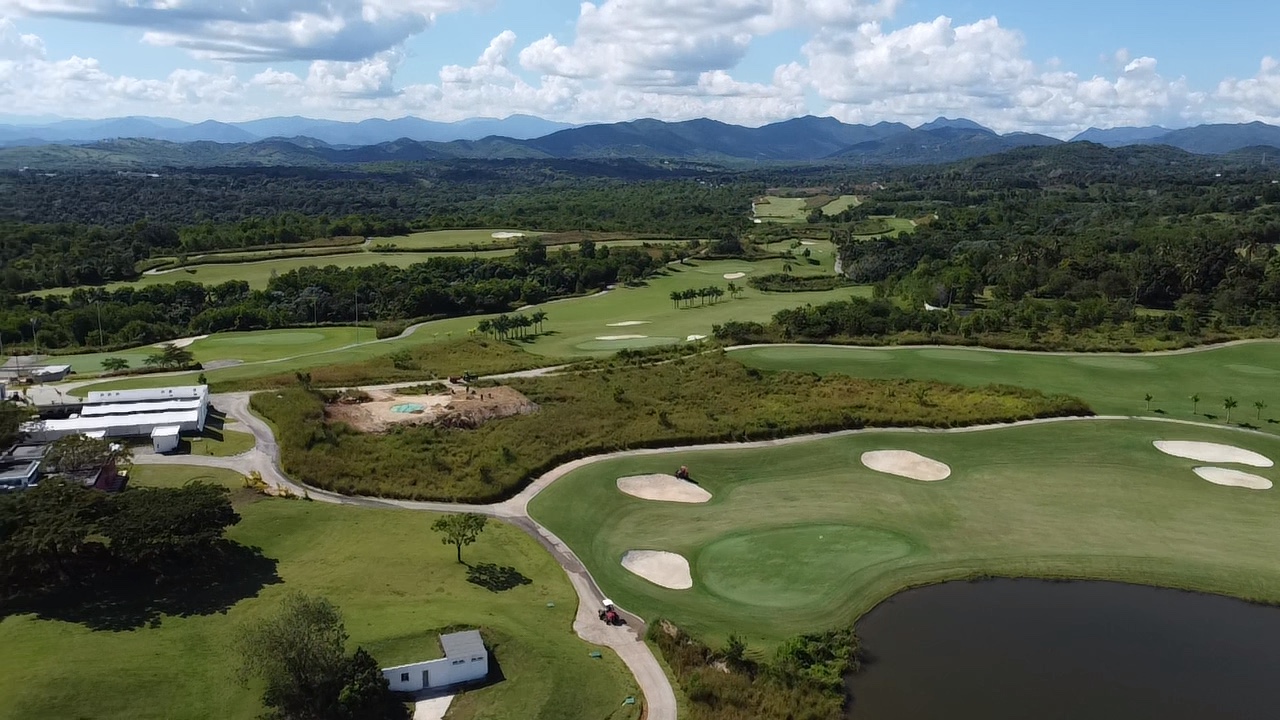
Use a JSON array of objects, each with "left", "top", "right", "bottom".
[
  {"left": 686, "top": 334, "right": 707, "bottom": 342},
  {"left": 800, "top": 241, "right": 819, "bottom": 245},
  {"left": 491, "top": 231, "right": 525, "bottom": 239},
  {"left": 1193, "top": 467, "right": 1273, "bottom": 490},
  {"left": 723, "top": 272, "right": 747, "bottom": 280},
  {"left": 1153, "top": 441, "right": 1273, "bottom": 468},
  {"left": 617, "top": 474, "right": 711, "bottom": 504},
  {"left": 607, "top": 321, "right": 651, "bottom": 327},
  {"left": 861, "top": 450, "right": 951, "bottom": 482},
  {"left": 595, "top": 334, "right": 648, "bottom": 341},
  {"left": 621, "top": 550, "right": 693, "bottom": 590},
  {"left": 156, "top": 334, "right": 208, "bottom": 349}
]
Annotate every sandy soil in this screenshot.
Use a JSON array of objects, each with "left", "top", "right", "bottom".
[
  {"left": 326, "top": 386, "right": 538, "bottom": 432},
  {"left": 617, "top": 474, "right": 711, "bottom": 503},
  {"left": 1193, "top": 467, "right": 1274, "bottom": 490},
  {"left": 607, "top": 321, "right": 651, "bottom": 327},
  {"left": 491, "top": 231, "right": 525, "bottom": 239},
  {"left": 1153, "top": 441, "right": 1274, "bottom": 468},
  {"left": 861, "top": 450, "right": 952, "bottom": 481},
  {"left": 156, "top": 334, "right": 208, "bottom": 349},
  {"left": 686, "top": 334, "right": 707, "bottom": 342},
  {"left": 621, "top": 550, "right": 693, "bottom": 590},
  {"left": 414, "top": 695, "right": 454, "bottom": 720},
  {"left": 723, "top": 272, "right": 747, "bottom": 280},
  {"left": 596, "top": 334, "right": 647, "bottom": 341}
]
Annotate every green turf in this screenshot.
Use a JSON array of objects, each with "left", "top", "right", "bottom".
[
  {"left": 181, "top": 428, "right": 256, "bottom": 457},
  {"left": 820, "top": 195, "right": 862, "bottom": 215},
  {"left": 127, "top": 464, "right": 246, "bottom": 489},
  {"left": 753, "top": 196, "right": 810, "bottom": 223},
  {"left": 0, "top": 474, "right": 639, "bottom": 720},
  {"left": 528, "top": 419, "right": 1280, "bottom": 648},
  {"left": 72, "top": 258, "right": 868, "bottom": 394},
  {"left": 52, "top": 327, "right": 363, "bottom": 375},
  {"left": 733, "top": 342, "right": 1280, "bottom": 430},
  {"left": 370, "top": 229, "right": 542, "bottom": 250}
]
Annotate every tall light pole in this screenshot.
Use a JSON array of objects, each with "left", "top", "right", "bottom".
[{"left": 30, "top": 318, "right": 38, "bottom": 358}]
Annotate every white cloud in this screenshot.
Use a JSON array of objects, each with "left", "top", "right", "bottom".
[
  {"left": 0, "top": 0, "right": 481, "bottom": 61},
  {"left": 1214, "top": 57, "right": 1280, "bottom": 123}
]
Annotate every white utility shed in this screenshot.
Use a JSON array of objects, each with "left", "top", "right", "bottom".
[
  {"left": 382, "top": 630, "right": 489, "bottom": 693},
  {"left": 150, "top": 426, "right": 182, "bottom": 453}
]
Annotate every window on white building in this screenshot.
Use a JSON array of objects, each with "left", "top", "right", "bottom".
[{"left": 400, "top": 673, "right": 409, "bottom": 682}]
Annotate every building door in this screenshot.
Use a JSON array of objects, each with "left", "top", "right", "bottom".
[{"left": 421, "top": 669, "right": 429, "bottom": 689}]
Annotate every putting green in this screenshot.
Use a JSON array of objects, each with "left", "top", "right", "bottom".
[
  {"left": 529, "top": 419, "right": 1280, "bottom": 647},
  {"left": 735, "top": 342, "right": 1280, "bottom": 430}
]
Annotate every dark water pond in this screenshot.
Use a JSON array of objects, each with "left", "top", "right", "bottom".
[{"left": 847, "top": 580, "right": 1280, "bottom": 720}]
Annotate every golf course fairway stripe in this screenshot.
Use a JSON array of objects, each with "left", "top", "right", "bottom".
[
  {"left": 1154, "top": 441, "right": 1274, "bottom": 468},
  {"left": 617, "top": 474, "right": 711, "bottom": 503},
  {"left": 1193, "top": 467, "right": 1274, "bottom": 490},
  {"left": 861, "top": 450, "right": 952, "bottom": 481},
  {"left": 621, "top": 551, "right": 693, "bottom": 590}
]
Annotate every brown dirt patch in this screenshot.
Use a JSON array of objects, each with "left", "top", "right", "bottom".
[{"left": 326, "top": 385, "right": 538, "bottom": 433}]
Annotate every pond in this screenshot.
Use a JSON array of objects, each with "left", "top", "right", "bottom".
[{"left": 847, "top": 580, "right": 1280, "bottom": 719}]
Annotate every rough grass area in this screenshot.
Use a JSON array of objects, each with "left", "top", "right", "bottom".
[
  {"left": 528, "top": 420, "right": 1280, "bottom": 649},
  {"left": 820, "top": 195, "right": 862, "bottom": 215},
  {"left": 219, "top": 337, "right": 557, "bottom": 392},
  {"left": 753, "top": 196, "right": 810, "bottom": 223},
  {"left": 371, "top": 229, "right": 542, "bottom": 250},
  {"left": 733, "top": 342, "right": 1280, "bottom": 429},
  {"left": 0, "top": 472, "right": 638, "bottom": 720},
  {"left": 252, "top": 353, "right": 1090, "bottom": 501}
]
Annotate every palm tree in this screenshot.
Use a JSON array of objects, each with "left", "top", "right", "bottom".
[
  {"left": 1256, "top": 400, "right": 1268, "bottom": 421},
  {"left": 1224, "top": 396, "right": 1238, "bottom": 424},
  {"left": 476, "top": 319, "right": 492, "bottom": 337},
  {"left": 1144, "top": 393, "right": 1153, "bottom": 410},
  {"left": 726, "top": 281, "right": 738, "bottom": 299},
  {"left": 782, "top": 262, "right": 794, "bottom": 274},
  {"left": 669, "top": 291, "right": 681, "bottom": 309},
  {"left": 1191, "top": 393, "right": 1200, "bottom": 414}
]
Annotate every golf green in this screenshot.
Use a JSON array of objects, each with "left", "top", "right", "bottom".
[
  {"left": 529, "top": 419, "right": 1280, "bottom": 648},
  {"left": 734, "top": 342, "right": 1280, "bottom": 428}
]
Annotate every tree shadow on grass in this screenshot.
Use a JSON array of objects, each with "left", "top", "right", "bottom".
[
  {"left": 1, "top": 541, "right": 280, "bottom": 632},
  {"left": 465, "top": 563, "right": 532, "bottom": 593}
]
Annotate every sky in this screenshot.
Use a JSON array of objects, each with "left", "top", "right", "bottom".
[{"left": 0, "top": 1, "right": 1277, "bottom": 138}]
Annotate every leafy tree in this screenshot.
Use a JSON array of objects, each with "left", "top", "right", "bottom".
[
  {"left": 0, "top": 481, "right": 108, "bottom": 593},
  {"left": 1224, "top": 396, "right": 1239, "bottom": 424},
  {"left": 236, "top": 592, "right": 408, "bottom": 720},
  {"left": 99, "top": 483, "right": 240, "bottom": 571},
  {"left": 100, "top": 357, "right": 129, "bottom": 372},
  {"left": 0, "top": 401, "right": 35, "bottom": 449},
  {"left": 43, "top": 434, "right": 131, "bottom": 477},
  {"left": 432, "top": 513, "right": 488, "bottom": 564}
]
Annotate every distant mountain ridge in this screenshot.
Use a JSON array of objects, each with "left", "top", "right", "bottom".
[{"left": 1, "top": 115, "right": 1278, "bottom": 170}]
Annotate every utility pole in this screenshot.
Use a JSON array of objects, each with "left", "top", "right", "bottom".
[
  {"left": 30, "top": 318, "right": 38, "bottom": 358},
  {"left": 354, "top": 287, "right": 359, "bottom": 344},
  {"left": 95, "top": 295, "right": 105, "bottom": 347}
]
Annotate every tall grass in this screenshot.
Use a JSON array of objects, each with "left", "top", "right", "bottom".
[{"left": 252, "top": 353, "right": 1091, "bottom": 501}]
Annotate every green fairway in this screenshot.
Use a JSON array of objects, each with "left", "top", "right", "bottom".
[
  {"left": 371, "top": 228, "right": 542, "bottom": 250},
  {"left": 753, "top": 196, "right": 810, "bottom": 223},
  {"left": 0, "top": 469, "right": 639, "bottom": 720},
  {"left": 528, "top": 419, "right": 1280, "bottom": 648},
  {"left": 51, "top": 327, "right": 363, "bottom": 375},
  {"left": 733, "top": 342, "right": 1280, "bottom": 429},
  {"left": 73, "top": 258, "right": 867, "bottom": 393},
  {"left": 181, "top": 428, "right": 256, "bottom": 457},
  {"left": 128, "top": 464, "right": 246, "bottom": 489},
  {"left": 820, "top": 195, "right": 862, "bottom": 215}
]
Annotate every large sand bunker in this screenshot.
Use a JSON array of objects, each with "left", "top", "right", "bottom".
[
  {"left": 723, "top": 272, "right": 747, "bottom": 280},
  {"left": 861, "top": 450, "right": 951, "bottom": 482},
  {"left": 617, "top": 474, "right": 711, "bottom": 503},
  {"left": 491, "top": 231, "right": 525, "bottom": 239},
  {"left": 1193, "top": 467, "right": 1274, "bottom": 490},
  {"left": 607, "top": 321, "right": 650, "bottom": 327},
  {"left": 596, "top": 334, "right": 647, "bottom": 341},
  {"left": 1153, "top": 441, "right": 1273, "bottom": 468},
  {"left": 621, "top": 550, "right": 693, "bottom": 590}
]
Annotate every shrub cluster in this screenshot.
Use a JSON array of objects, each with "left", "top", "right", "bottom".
[{"left": 252, "top": 353, "right": 1091, "bottom": 501}]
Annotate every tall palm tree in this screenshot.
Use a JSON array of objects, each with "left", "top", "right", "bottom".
[
  {"left": 726, "top": 282, "right": 738, "bottom": 299},
  {"left": 1144, "top": 393, "right": 1153, "bottom": 410},
  {"left": 1224, "top": 396, "right": 1238, "bottom": 424},
  {"left": 669, "top": 291, "right": 681, "bottom": 309},
  {"left": 1190, "top": 393, "right": 1200, "bottom": 414},
  {"left": 1256, "top": 400, "right": 1268, "bottom": 421}
]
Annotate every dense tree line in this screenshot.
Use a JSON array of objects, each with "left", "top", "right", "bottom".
[{"left": 0, "top": 241, "right": 664, "bottom": 351}]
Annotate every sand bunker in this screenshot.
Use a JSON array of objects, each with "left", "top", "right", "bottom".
[
  {"left": 491, "top": 231, "right": 525, "bottom": 239},
  {"left": 1153, "top": 441, "right": 1273, "bottom": 468},
  {"left": 800, "top": 241, "right": 818, "bottom": 246},
  {"left": 1193, "top": 467, "right": 1273, "bottom": 490},
  {"left": 723, "top": 272, "right": 747, "bottom": 280},
  {"left": 607, "top": 321, "right": 651, "bottom": 327},
  {"left": 686, "top": 334, "right": 707, "bottom": 342},
  {"left": 861, "top": 450, "right": 951, "bottom": 482},
  {"left": 617, "top": 474, "right": 711, "bottom": 503},
  {"left": 621, "top": 550, "right": 693, "bottom": 590},
  {"left": 157, "top": 334, "right": 208, "bottom": 349},
  {"left": 596, "top": 335, "right": 647, "bottom": 341}
]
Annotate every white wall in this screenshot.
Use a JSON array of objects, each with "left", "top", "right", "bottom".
[
  {"left": 382, "top": 652, "right": 488, "bottom": 693},
  {"left": 152, "top": 433, "right": 180, "bottom": 454}
]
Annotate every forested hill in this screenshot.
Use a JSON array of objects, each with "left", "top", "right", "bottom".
[{"left": 5, "top": 115, "right": 1278, "bottom": 171}]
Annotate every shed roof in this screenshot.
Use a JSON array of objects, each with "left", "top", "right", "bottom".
[
  {"left": 150, "top": 426, "right": 181, "bottom": 438},
  {"left": 81, "top": 398, "right": 205, "bottom": 417},
  {"left": 440, "top": 630, "right": 486, "bottom": 659},
  {"left": 23, "top": 409, "right": 202, "bottom": 435}
]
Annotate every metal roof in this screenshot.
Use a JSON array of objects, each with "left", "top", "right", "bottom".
[
  {"left": 440, "top": 630, "right": 486, "bottom": 659},
  {"left": 24, "top": 409, "right": 202, "bottom": 435},
  {"left": 86, "top": 386, "right": 207, "bottom": 404},
  {"left": 150, "top": 426, "right": 181, "bottom": 437},
  {"left": 81, "top": 398, "right": 205, "bottom": 416}
]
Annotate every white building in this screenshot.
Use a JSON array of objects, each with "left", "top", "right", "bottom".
[
  {"left": 382, "top": 630, "right": 489, "bottom": 693},
  {"left": 22, "top": 385, "right": 210, "bottom": 453}
]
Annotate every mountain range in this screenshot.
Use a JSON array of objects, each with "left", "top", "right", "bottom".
[{"left": 2, "top": 115, "right": 1278, "bottom": 170}]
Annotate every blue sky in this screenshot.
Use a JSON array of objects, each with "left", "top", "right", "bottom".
[{"left": 1, "top": 1, "right": 1278, "bottom": 135}]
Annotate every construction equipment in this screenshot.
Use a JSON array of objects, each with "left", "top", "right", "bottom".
[{"left": 675, "top": 465, "right": 690, "bottom": 480}]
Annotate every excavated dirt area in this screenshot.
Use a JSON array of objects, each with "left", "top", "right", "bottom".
[{"left": 326, "top": 385, "right": 538, "bottom": 433}]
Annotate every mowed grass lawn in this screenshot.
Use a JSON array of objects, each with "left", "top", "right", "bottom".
[
  {"left": 753, "top": 196, "right": 810, "bottom": 223},
  {"left": 371, "top": 229, "right": 543, "bottom": 250},
  {"left": 53, "top": 327, "right": 364, "bottom": 375},
  {"left": 73, "top": 258, "right": 867, "bottom": 393},
  {"left": 820, "top": 195, "right": 862, "bottom": 215},
  {"left": 733, "top": 342, "right": 1280, "bottom": 428},
  {"left": 0, "top": 466, "right": 639, "bottom": 720},
  {"left": 529, "top": 420, "right": 1280, "bottom": 649}
]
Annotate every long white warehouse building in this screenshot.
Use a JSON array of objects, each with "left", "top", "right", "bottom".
[{"left": 23, "top": 385, "right": 210, "bottom": 452}]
